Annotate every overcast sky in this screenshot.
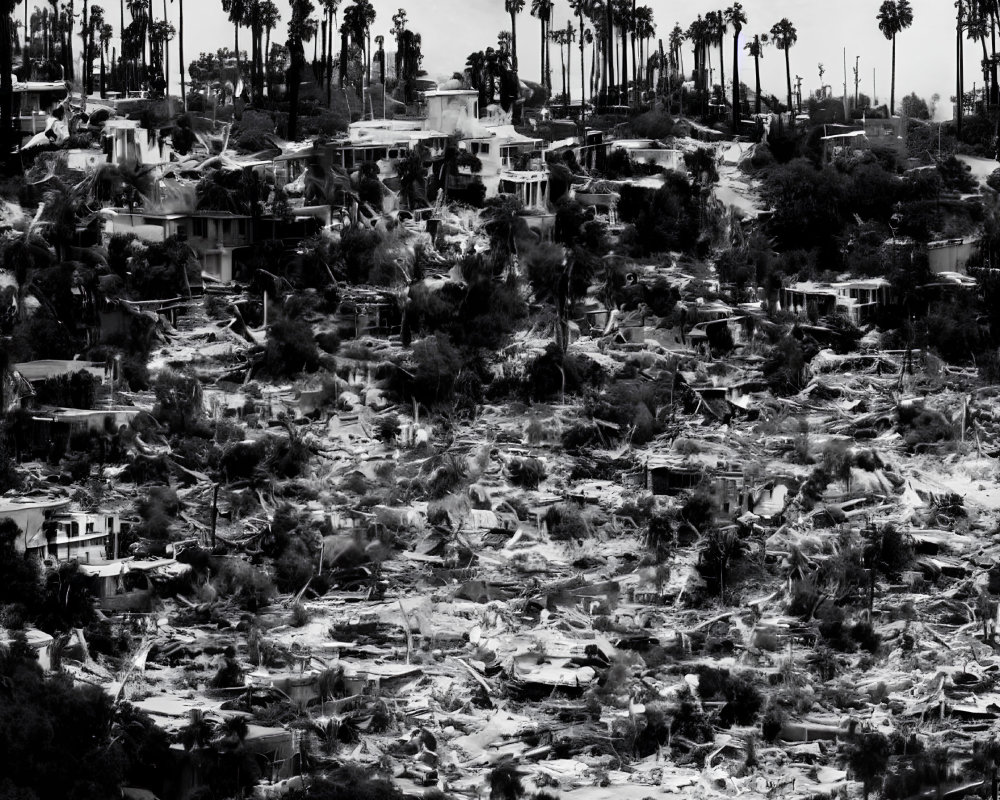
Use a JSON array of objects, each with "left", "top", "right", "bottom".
[{"left": 128, "top": 0, "right": 969, "bottom": 118}]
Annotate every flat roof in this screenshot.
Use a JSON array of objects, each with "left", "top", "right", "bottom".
[
  {"left": 0, "top": 497, "right": 71, "bottom": 513},
  {"left": 34, "top": 406, "right": 140, "bottom": 419},
  {"left": 15, "top": 360, "right": 107, "bottom": 381},
  {"left": 422, "top": 89, "right": 479, "bottom": 97}
]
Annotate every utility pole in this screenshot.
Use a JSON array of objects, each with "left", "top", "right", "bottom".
[
  {"left": 958, "top": 0, "right": 965, "bottom": 136},
  {"left": 795, "top": 74, "right": 802, "bottom": 111},
  {"left": 843, "top": 47, "right": 848, "bottom": 120},
  {"left": 853, "top": 56, "right": 860, "bottom": 110}
]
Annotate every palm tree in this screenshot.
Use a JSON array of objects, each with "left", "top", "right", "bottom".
[
  {"left": 725, "top": 3, "right": 746, "bottom": 132},
  {"left": 612, "top": 0, "right": 630, "bottom": 103},
  {"left": 99, "top": 19, "right": 113, "bottom": 96},
  {"left": 668, "top": 22, "right": 683, "bottom": 80},
  {"left": 876, "top": 0, "right": 913, "bottom": 116},
  {"left": 770, "top": 17, "right": 797, "bottom": 119},
  {"left": 633, "top": 5, "right": 653, "bottom": 92},
  {"left": 708, "top": 9, "right": 726, "bottom": 95},
  {"left": 530, "top": 0, "right": 552, "bottom": 92},
  {"left": 221, "top": 0, "right": 245, "bottom": 69},
  {"left": 374, "top": 32, "right": 383, "bottom": 83},
  {"left": 260, "top": 0, "right": 279, "bottom": 94},
  {"left": 744, "top": 32, "right": 767, "bottom": 115},
  {"left": 505, "top": 0, "right": 524, "bottom": 76},
  {"left": 569, "top": 0, "right": 591, "bottom": 109},
  {"left": 966, "top": 0, "right": 991, "bottom": 102},
  {"left": 957, "top": 0, "right": 965, "bottom": 136},
  {"left": 498, "top": 29, "right": 511, "bottom": 59},
  {"left": 287, "top": 0, "right": 315, "bottom": 141},
  {"left": 1, "top": 0, "right": 24, "bottom": 154},
  {"left": 550, "top": 27, "right": 566, "bottom": 105},
  {"left": 588, "top": 4, "right": 605, "bottom": 100}
]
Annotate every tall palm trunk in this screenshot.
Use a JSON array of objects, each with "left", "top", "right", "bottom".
[
  {"left": 991, "top": 1, "right": 999, "bottom": 104},
  {"left": 958, "top": 0, "right": 964, "bottom": 136},
  {"left": 510, "top": 8, "right": 518, "bottom": 73},
  {"left": 0, "top": 6, "right": 14, "bottom": 156},
  {"left": 890, "top": 33, "right": 896, "bottom": 115},
  {"left": 731, "top": 31, "right": 740, "bottom": 133},
  {"left": 179, "top": 0, "right": 185, "bottom": 108},
  {"left": 162, "top": 0, "right": 170, "bottom": 97},
  {"left": 620, "top": 21, "right": 627, "bottom": 103},
  {"left": 547, "top": 17, "right": 552, "bottom": 90},
  {"left": 81, "top": 0, "right": 90, "bottom": 93},
  {"left": 265, "top": 25, "right": 271, "bottom": 94},
  {"left": 320, "top": 18, "right": 327, "bottom": 83},
  {"left": 65, "top": 0, "right": 75, "bottom": 81},
  {"left": 718, "top": 30, "right": 725, "bottom": 99},
  {"left": 564, "top": 36, "right": 573, "bottom": 116},
  {"left": 578, "top": 14, "right": 585, "bottom": 108},
  {"left": 539, "top": 17, "right": 545, "bottom": 86},
  {"left": 603, "top": 1, "right": 612, "bottom": 102},
  {"left": 559, "top": 37, "right": 565, "bottom": 104},
  {"left": 753, "top": 48, "right": 761, "bottom": 115},
  {"left": 982, "top": 34, "right": 991, "bottom": 104},
  {"left": 784, "top": 45, "right": 792, "bottom": 121},
  {"left": 590, "top": 34, "right": 597, "bottom": 100}
]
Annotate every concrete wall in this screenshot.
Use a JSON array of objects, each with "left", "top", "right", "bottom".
[{"left": 928, "top": 238, "right": 978, "bottom": 275}]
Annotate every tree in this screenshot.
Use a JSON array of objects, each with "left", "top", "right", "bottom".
[
  {"left": 770, "top": 17, "right": 797, "bottom": 118},
  {"left": 570, "top": 0, "right": 592, "bottom": 110},
  {"left": 1, "top": 0, "right": 24, "bottom": 154},
  {"left": 221, "top": 0, "right": 247, "bottom": 67},
  {"left": 287, "top": 0, "right": 315, "bottom": 141},
  {"left": 708, "top": 9, "right": 726, "bottom": 97},
  {"left": 876, "top": 0, "right": 914, "bottom": 116},
  {"left": 846, "top": 731, "right": 890, "bottom": 800},
  {"left": 530, "top": 0, "right": 552, "bottom": 91},
  {"left": 899, "top": 91, "right": 929, "bottom": 119},
  {"left": 489, "top": 763, "right": 524, "bottom": 800},
  {"left": 612, "top": 0, "right": 630, "bottom": 103},
  {"left": 99, "top": 18, "right": 114, "bottom": 97},
  {"left": 698, "top": 527, "right": 749, "bottom": 597},
  {"left": 725, "top": 3, "right": 746, "bottom": 132},
  {"left": 744, "top": 33, "right": 768, "bottom": 115},
  {"left": 633, "top": 5, "right": 654, "bottom": 93},
  {"left": 0, "top": 520, "right": 41, "bottom": 618},
  {"left": 505, "top": 0, "right": 524, "bottom": 77}
]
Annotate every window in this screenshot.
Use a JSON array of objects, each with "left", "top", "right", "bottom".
[
  {"left": 238, "top": 219, "right": 247, "bottom": 237},
  {"left": 70, "top": 522, "right": 79, "bottom": 538},
  {"left": 107, "top": 516, "right": 114, "bottom": 532},
  {"left": 86, "top": 521, "right": 95, "bottom": 534},
  {"left": 192, "top": 217, "right": 207, "bottom": 237}
]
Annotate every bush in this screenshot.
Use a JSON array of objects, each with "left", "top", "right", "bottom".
[
  {"left": 399, "top": 334, "right": 464, "bottom": 406},
  {"left": 506, "top": 457, "right": 547, "bottom": 489},
  {"left": 275, "top": 537, "right": 316, "bottom": 593},
  {"left": 261, "top": 316, "right": 321, "bottom": 376},
  {"left": 545, "top": 503, "right": 589, "bottom": 541},
  {"left": 211, "top": 558, "right": 275, "bottom": 610}
]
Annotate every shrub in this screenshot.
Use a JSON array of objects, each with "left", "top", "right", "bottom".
[
  {"left": 211, "top": 558, "right": 275, "bottom": 610},
  {"left": 261, "top": 316, "right": 321, "bottom": 376},
  {"left": 545, "top": 503, "right": 589, "bottom": 541},
  {"left": 274, "top": 537, "right": 317, "bottom": 593},
  {"left": 761, "top": 705, "right": 785, "bottom": 742},
  {"left": 507, "top": 457, "right": 546, "bottom": 489},
  {"left": 697, "top": 528, "right": 749, "bottom": 597}
]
